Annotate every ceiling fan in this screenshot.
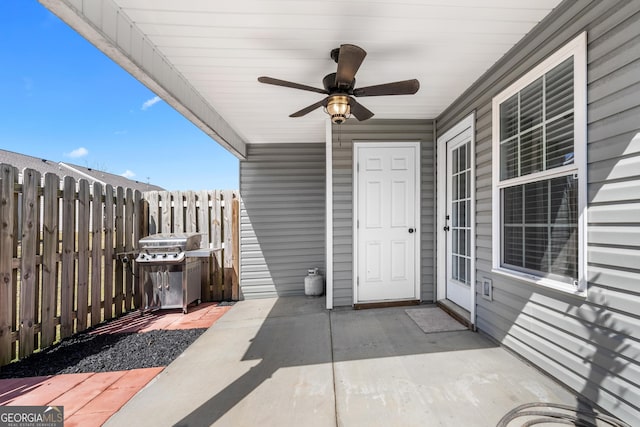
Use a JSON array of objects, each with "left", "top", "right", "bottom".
[{"left": 258, "top": 44, "right": 420, "bottom": 124}]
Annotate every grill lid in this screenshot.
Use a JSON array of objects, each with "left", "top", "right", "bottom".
[{"left": 138, "top": 233, "right": 202, "bottom": 251}]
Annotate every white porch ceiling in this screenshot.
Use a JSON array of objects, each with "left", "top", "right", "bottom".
[{"left": 43, "top": 0, "right": 562, "bottom": 157}]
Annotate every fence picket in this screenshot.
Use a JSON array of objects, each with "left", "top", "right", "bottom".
[
  {"left": 222, "top": 190, "right": 234, "bottom": 300},
  {"left": 124, "top": 188, "right": 134, "bottom": 311},
  {"left": 174, "top": 191, "right": 184, "bottom": 232},
  {"left": 185, "top": 191, "right": 196, "bottom": 233},
  {"left": 197, "top": 191, "right": 211, "bottom": 300},
  {"left": 0, "top": 165, "right": 17, "bottom": 365},
  {"left": 11, "top": 177, "right": 17, "bottom": 360},
  {"left": 134, "top": 190, "right": 144, "bottom": 309},
  {"left": 91, "top": 183, "right": 103, "bottom": 326},
  {"left": 197, "top": 191, "right": 210, "bottom": 244},
  {"left": 232, "top": 194, "right": 240, "bottom": 301},
  {"left": 103, "top": 185, "right": 114, "bottom": 321},
  {"left": 76, "top": 179, "right": 90, "bottom": 332},
  {"left": 147, "top": 191, "right": 159, "bottom": 234},
  {"left": 60, "top": 176, "right": 76, "bottom": 339},
  {"left": 19, "top": 169, "right": 39, "bottom": 358},
  {"left": 41, "top": 173, "right": 59, "bottom": 347},
  {"left": 211, "top": 190, "right": 223, "bottom": 301},
  {"left": 114, "top": 187, "right": 124, "bottom": 317},
  {"left": 161, "top": 191, "right": 171, "bottom": 233},
  {"left": 32, "top": 177, "right": 42, "bottom": 356}
]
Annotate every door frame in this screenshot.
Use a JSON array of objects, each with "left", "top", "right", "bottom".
[
  {"left": 352, "top": 141, "right": 421, "bottom": 305},
  {"left": 436, "top": 113, "right": 476, "bottom": 324}
]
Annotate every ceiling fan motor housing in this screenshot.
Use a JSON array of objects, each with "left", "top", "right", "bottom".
[{"left": 323, "top": 73, "right": 354, "bottom": 93}]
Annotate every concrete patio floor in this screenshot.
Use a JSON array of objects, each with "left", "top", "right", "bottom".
[{"left": 106, "top": 296, "right": 580, "bottom": 426}]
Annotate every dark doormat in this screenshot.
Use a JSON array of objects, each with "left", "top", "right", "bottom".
[{"left": 405, "top": 307, "right": 468, "bottom": 333}]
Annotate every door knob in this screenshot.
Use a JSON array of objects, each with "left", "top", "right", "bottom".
[
  {"left": 408, "top": 228, "right": 415, "bottom": 233},
  {"left": 444, "top": 225, "right": 450, "bottom": 231}
]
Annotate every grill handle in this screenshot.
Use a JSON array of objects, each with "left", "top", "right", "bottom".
[{"left": 157, "top": 271, "right": 163, "bottom": 290}]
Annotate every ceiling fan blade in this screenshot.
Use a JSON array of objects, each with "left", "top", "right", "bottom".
[
  {"left": 348, "top": 97, "right": 374, "bottom": 121},
  {"left": 258, "top": 76, "right": 328, "bottom": 94},
  {"left": 353, "top": 79, "right": 420, "bottom": 97},
  {"left": 335, "top": 44, "right": 367, "bottom": 88},
  {"left": 290, "top": 98, "right": 329, "bottom": 117}
]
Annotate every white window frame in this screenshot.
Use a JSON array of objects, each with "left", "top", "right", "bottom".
[{"left": 491, "top": 32, "right": 587, "bottom": 296}]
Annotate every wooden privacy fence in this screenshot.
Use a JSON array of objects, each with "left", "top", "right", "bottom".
[
  {"left": 0, "top": 164, "right": 143, "bottom": 366},
  {"left": 143, "top": 190, "right": 239, "bottom": 302},
  {"left": 0, "top": 163, "right": 239, "bottom": 366}
]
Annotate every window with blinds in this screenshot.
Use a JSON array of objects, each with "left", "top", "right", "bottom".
[
  {"left": 499, "top": 58, "right": 574, "bottom": 181},
  {"left": 492, "top": 33, "right": 586, "bottom": 291}
]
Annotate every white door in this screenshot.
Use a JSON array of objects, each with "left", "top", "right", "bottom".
[
  {"left": 445, "top": 130, "right": 473, "bottom": 311},
  {"left": 354, "top": 143, "right": 420, "bottom": 303}
]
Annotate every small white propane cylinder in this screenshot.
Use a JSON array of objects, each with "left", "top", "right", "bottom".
[{"left": 304, "top": 268, "right": 324, "bottom": 296}]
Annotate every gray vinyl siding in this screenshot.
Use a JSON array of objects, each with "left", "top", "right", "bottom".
[
  {"left": 332, "top": 119, "right": 435, "bottom": 307},
  {"left": 239, "top": 143, "right": 325, "bottom": 299},
  {"left": 437, "top": 1, "right": 640, "bottom": 424}
]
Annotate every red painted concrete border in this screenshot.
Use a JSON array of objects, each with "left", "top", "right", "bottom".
[{"left": 0, "top": 302, "right": 232, "bottom": 426}]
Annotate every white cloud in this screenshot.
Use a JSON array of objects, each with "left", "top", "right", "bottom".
[
  {"left": 121, "top": 170, "right": 136, "bottom": 179},
  {"left": 141, "top": 96, "right": 162, "bottom": 110},
  {"left": 65, "top": 147, "right": 89, "bottom": 158}
]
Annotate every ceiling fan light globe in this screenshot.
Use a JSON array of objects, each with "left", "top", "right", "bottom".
[{"left": 326, "top": 95, "right": 351, "bottom": 124}]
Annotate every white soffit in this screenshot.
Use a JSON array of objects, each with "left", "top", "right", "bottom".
[{"left": 43, "top": 0, "right": 562, "bottom": 150}]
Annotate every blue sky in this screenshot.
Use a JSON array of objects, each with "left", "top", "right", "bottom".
[{"left": 0, "top": 1, "right": 239, "bottom": 190}]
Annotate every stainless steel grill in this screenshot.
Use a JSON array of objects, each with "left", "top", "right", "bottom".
[{"left": 136, "top": 233, "right": 203, "bottom": 314}]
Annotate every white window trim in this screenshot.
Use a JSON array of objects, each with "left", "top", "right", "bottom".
[{"left": 491, "top": 32, "right": 587, "bottom": 296}]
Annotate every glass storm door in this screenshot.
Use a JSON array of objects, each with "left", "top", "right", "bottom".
[{"left": 446, "top": 132, "right": 472, "bottom": 311}]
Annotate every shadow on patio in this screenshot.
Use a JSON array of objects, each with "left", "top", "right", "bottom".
[{"left": 105, "top": 296, "right": 581, "bottom": 426}]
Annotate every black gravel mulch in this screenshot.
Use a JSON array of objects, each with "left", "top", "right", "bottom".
[{"left": 0, "top": 328, "right": 206, "bottom": 379}]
